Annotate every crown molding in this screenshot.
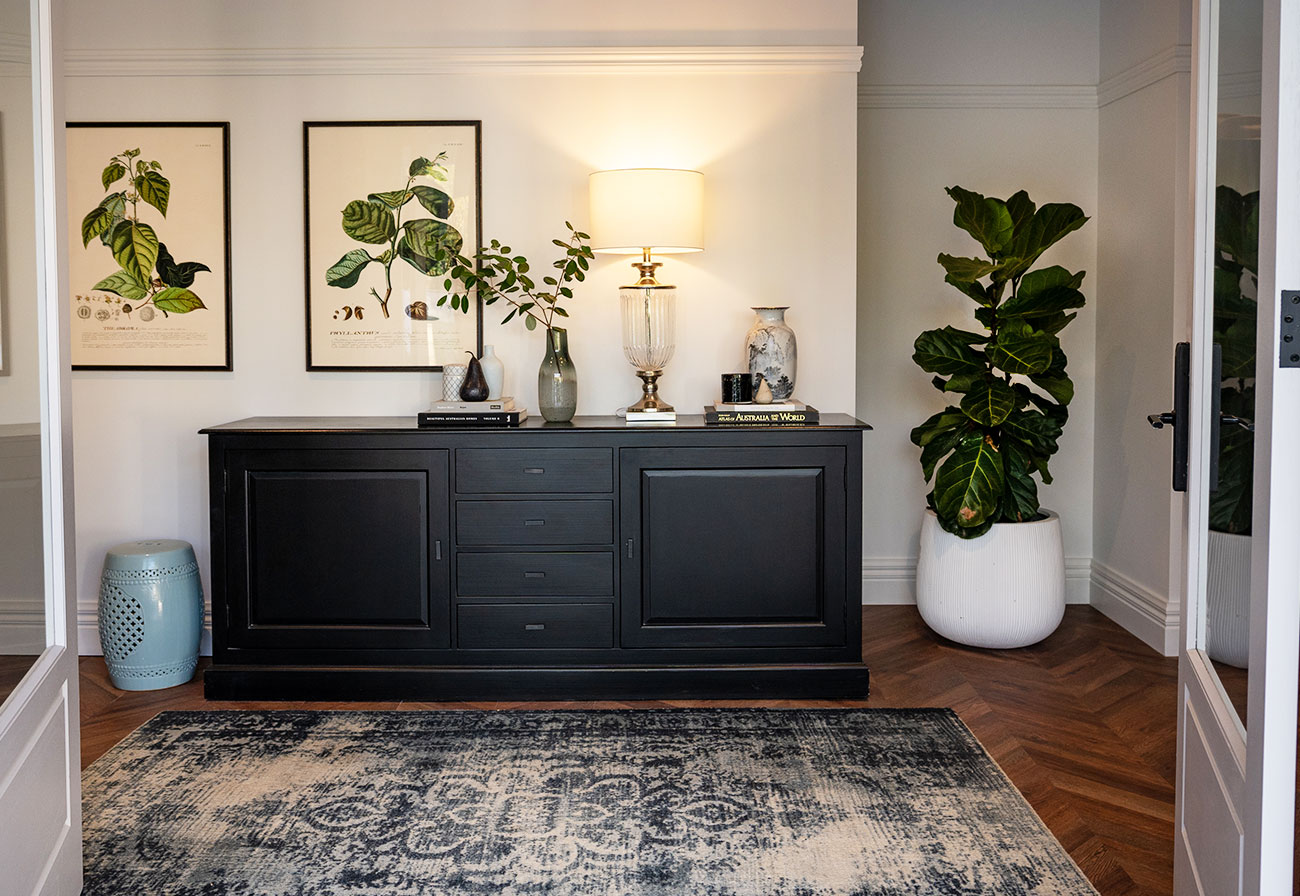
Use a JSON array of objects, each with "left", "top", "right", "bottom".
[
  {"left": 64, "top": 45, "right": 864, "bottom": 78},
  {"left": 858, "top": 83, "right": 1096, "bottom": 110},
  {"left": 1096, "top": 44, "right": 1193, "bottom": 108}
]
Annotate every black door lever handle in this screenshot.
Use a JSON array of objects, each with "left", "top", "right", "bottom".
[
  {"left": 1148, "top": 412, "right": 1177, "bottom": 429},
  {"left": 1149, "top": 343, "right": 1190, "bottom": 492}
]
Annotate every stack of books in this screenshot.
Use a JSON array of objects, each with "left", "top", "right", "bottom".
[
  {"left": 704, "top": 399, "right": 819, "bottom": 426},
  {"left": 417, "top": 397, "right": 528, "bottom": 427}
]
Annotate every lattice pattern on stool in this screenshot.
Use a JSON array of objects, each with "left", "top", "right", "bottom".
[
  {"left": 102, "top": 562, "right": 199, "bottom": 584},
  {"left": 110, "top": 659, "right": 197, "bottom": 680},
  {"left": 99, "top": 584, "right": 144, "bottom": 661}
]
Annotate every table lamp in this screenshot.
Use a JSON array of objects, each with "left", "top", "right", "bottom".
[{"left": 589, "top": 168, "right": 704, "bottom": 421}]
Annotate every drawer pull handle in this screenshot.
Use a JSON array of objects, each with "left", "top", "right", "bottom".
[
  {"left": 524, "top": 623, "right": 546, "bottom": 631},
  {"left": 524, "top": 519, "right": 546, "bottom": 527},
  {"left": 523, "top": 467, "right": 545, "bottom": 474},
  {"left": 524, "top": 571, "right": 546, "bottom": 579},
  {"left": 435, "top": 539, "right": 442, "bottom": 561}
]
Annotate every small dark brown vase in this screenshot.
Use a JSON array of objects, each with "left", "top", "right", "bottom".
[{"left": 460, "top": 350, "right": 489, "bottom": 401}]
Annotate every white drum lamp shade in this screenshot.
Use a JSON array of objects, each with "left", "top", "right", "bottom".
[{"left": 588, "top": 168, "right": 704, "bottom": 256}]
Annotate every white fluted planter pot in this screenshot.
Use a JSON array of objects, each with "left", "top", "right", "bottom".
[
  {"left": 1206, "top": 530, "right": 1251, "bottom": 669},
  {"left": 916, "top": 509, "right": 1065, "bottom": 649}
]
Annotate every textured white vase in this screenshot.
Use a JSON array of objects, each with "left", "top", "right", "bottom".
[
  {"left": 479, "top": 344, "right": 505, "bottom": 400},
  {"left": 1206, "top": 530, "right": 1251, "bottom": 668},
  {"left": 916, "top": 509, "right": 1065, "bottom": 649}
]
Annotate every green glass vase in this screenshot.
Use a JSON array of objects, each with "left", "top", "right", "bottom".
[{"left": 538, "top": 327, "right": 577, "bottom": 422}]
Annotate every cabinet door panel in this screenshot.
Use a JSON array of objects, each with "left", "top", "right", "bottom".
[
  {"left": 621, "top": 446, "right": 847, "bottom": 648},
  {"left": 225, "top": 449, "right": 450, "bottom": 652}
]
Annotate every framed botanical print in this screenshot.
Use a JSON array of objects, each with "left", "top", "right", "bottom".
[
  {"left": 304, "top": 120, "right": 482, "bottom": 371},
  {"left": 66, "top": 122, "right": 232, "bottom": 370}
]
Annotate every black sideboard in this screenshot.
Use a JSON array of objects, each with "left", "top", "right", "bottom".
[{"left": 201, "top": 415, "right": 870, "bottom": 700}]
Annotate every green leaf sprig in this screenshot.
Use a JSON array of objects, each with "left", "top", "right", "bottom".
[
  {"left": 434, "top": 221, "right": 593, "bottom": 332},
  {"left": 910, "top": 186, "right": 1089, "bottom": 539},
  {"left": 79, "top": 148, "right": 210, "bottom": 316}
]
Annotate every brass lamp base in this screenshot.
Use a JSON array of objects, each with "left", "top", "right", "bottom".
[{"left": 627, "top": 369, "right": 674, "bottom": 416}]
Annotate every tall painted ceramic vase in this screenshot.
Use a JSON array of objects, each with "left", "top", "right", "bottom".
[{"left": 745, "top": 307, "right": 797, "bottom": 400}]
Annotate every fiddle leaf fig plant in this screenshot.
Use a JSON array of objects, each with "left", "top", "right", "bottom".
[
  {"left": 910, "top": 186, "right": 1089, "bottom": 538},
  {"left": 1210, "top": 185, "right": 1258, "bottom": 535}
]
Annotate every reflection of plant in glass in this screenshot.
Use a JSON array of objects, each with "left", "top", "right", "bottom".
[
  {"left": 1211, "top": 185, "right": 1258, "bottom": 535},
  {"left": 326, "top": 153, "right": 463, "bottom": 319},
  {"left": 910, "top": 186, "right": 1089, "bottom": 539},
  {"left": 79, "top": 148, "right": 211, "bottom": 316}
]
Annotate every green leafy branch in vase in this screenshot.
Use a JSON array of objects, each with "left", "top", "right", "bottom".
[
  {"left": 326, "top": 153, "right": 463, "bottom": 319},
  {"left": 79, "top": 148, "right": 210, "bottom": 316},
  {"left": 433, "top": 221, "right": 593, "bottom": 331}
]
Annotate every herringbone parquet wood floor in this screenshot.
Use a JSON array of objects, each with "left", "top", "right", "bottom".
[{"left": 79, "top": 605, "right": 1181, "bottom": 896}]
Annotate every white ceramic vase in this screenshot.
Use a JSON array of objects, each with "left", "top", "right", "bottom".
[
  {"left": 745, "top": 307, "right": 797, "bottom": 400},
  {"left": 1206, "top": 529, "right": 1251, "bottom": 668},
  {"left": 479, "top": 344, "right": 505, "bottom": 400},
  {"left": 915, "top": 508, "right": 1065, "bottom": 649}
]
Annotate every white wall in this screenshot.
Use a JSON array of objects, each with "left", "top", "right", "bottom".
[
  {"left": 64, "top": 0, "right": 861, "bottom": 651},
  {"left": 1090, "top": 0, "right": 1192, "bottom": 654},
  {"left": 857, "top": 0, "right": 1100, "bottom": 604},
  {"left": 0, "top": 11, "right": 38, "bottom": 420}
]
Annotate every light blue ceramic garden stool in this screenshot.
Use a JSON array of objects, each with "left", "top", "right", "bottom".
[{"left": 98, "top": 539, "right": 204, "bottom": 690}]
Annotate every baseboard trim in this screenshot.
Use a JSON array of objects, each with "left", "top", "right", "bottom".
[
  {"left": 1089, "top": 560, "right": 1178, "bottom": 656},
  {"left": 862, "top": 556, "right": 1092, "bottom": 606}
]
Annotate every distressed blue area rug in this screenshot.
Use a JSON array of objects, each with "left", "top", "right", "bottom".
[{"left": 81, "top": 709, "right": 1097, "bottom": 895}]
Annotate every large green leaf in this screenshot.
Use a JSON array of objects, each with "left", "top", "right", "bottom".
[
  {"left": 92, "top": 269, "right": 148, "bottom": 301},
  {"left": 912, "top": 326, "right": 986, "bottom": 375},
  {"left": 960, "top": 377, "right": 1016, "bottom": 426},
  {"left": 995, "top": 203, "right": 1088, "bottom": 282},
  {"left": 934, "top": 434, "right": 1005, "bottom": 533},
  {"left": 368, "top": 189, "right": 413, "bottom": 209},
  {"left": 341, "top": 199, "right": 396, "bottom": 244},
  {"left": 944, "top": 274, "right": 990, "bottom": 305},
  {"left": 1027, "top": 372, "right": 1074, "bottom": 406},
  {"left": 101, "top": 161, "right": 126, "bottom": 190},
  {"left": 325, "top": 249, "right": 375, "bottom": 288},
  {"left": 1000, "top": 265, "right": 1086, "bottom": 318},
  {"left": 988, "top": 321, "right": 1054, "bottom": 375},
  {"left": 1006, "top": 189, "right": 1036, "bottom": 234},
  {"left": 411, "top": 184, "right": 453, "bottom": 218},
  {"left": 155, "top": 242, "right": 211, "bottom": 289},
  {"left": 1000, "top": 440, "right": 1040, "bottom": 522},
  {"left": 946, "top": 186, "right": 1014, "bottom": 257},
  {"left": 1216, "top": 185, "right": 1259, "bottom": 274},
  {"left": 940, "top": 372, "right": 984, "bottom": 394},
  {"left": 135, "top": 171, "right": 170, "bottom": 216},
  {"left": 919, "top": 423, "right": 969, "bottom": 482},
  {"left": 1000, "top": 408, "right": 1062, "bottom": 459},
  {"left": 909, "top": 407, "right": 966, "bottom": 447},
  {"left": 937, "top": 253, "right": 996, "bottom": 283},
  {"left": 151, "top": 286, "right": 205, "bottom": 314},
  {"left": 81, "top": 206, "right": 113, "bottom": 247},
  {"left": 109, "top": 220, "right": 159, "bottom": 287}
]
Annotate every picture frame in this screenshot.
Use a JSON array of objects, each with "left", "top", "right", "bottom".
[
  {"left": 66, "top": 122, "right": 232, "bottom": 371},
  {"left": 304, "top": 120, "right": 482, "bottom": 371}
]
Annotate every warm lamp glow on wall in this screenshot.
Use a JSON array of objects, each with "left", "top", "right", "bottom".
[{"left": 589, "top": 168, "right": 704, "bottom": 422}]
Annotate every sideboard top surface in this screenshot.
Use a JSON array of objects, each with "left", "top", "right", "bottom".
[{"left": 201, "top": 414, "right": 871, "bottom": 434}]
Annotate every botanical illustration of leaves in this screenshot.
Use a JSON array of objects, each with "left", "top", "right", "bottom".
[
  {"left": 110, "top": 220, "right": 159, "bottom": 287},
  {"left": 341, "top": 199, "right": 396, "bottom": 244},
  {"left": 325, "top": 249, "right": 374, "bottom": 288},
  {"left": 402, "top": 218, "right": 463, "bottom": 264},
  {"left": 368, "top": 189, "right": 413, "bottom": 209},
  {"left": 81, "top": 206, "right": 113, "bottom": 247},
  {"left": 409, "top": 157, "right": 436, "bottom": 177},
  {"left": 92, "top": 270, "right": 148, "bottom": 301},
  {"left": 135, "top": 171, "right": 171, "bottom": 216},
  {"left": 912, "top": 326, "right": 987, "bottom": 375},
  {"left": 155, "top": 242, "right": 211, "bottom": 289},
  {"left": 397, "top": 237, "right": 442, "bottom": 275},
  {"left": 151, "top": 286, "right": 206, "bottom": 314},
  {"left": 101, "top": 162, "right": 126, "bottom": 191},
  {"left": 960, "top": 377, "right": 1017, "bottom": 426},
  {"left": 934, "top": 434, "right": 1005, "bottom": 532},
  {"left": 411, "top": 185, "right": 453, "bottom": 218}
]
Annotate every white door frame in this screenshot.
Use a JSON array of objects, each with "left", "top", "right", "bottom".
[
  {"left": 1175, "top": 0, "right": 1300, "bottom": 893},
  {"left": 0, "top": 1, "right": 82, "bottom": 893}
]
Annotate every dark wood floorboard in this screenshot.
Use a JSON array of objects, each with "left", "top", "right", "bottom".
[
  {"left": 0, "top": 655, "right": 40, "bottom": 706},
  {"left": 79, "top": 605, "right": 1179, "bottom": 896}
]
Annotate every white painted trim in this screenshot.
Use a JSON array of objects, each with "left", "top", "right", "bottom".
[
  {"left": 858, "top": 84, "right": 1096, "bottom": 110},
  {"left": 1097, "top": 44, "right": 1194, "bottom": 108},
  {"left": 861, "top": 556, "right": 1092, "bottom": 606},
  {"left": 64, "top": 45, "right": 865, "bottom": 78},
  {"left": 1090, "top": 560, "right": 1179, "bottom": 656}
]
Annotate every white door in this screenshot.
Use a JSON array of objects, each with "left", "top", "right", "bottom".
[
  {"left": 0, "top": 1, "right": 82, "bottom": 893},
  {"left": 1174, "top": 0, "right": 1300, "bottom": 892}
]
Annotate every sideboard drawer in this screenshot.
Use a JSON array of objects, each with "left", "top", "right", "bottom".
[
  {"left": 457, "top": 603, "right": 614, "bottom": 649},
  {"left": 456, "top": 448, "right": 613, "bottom": 494},
  {"left": 457, "top": 551, "right": 614, "bottom": 596},
  {"left": 456, "top": 500, "right": 614, "bottom": 545}
]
